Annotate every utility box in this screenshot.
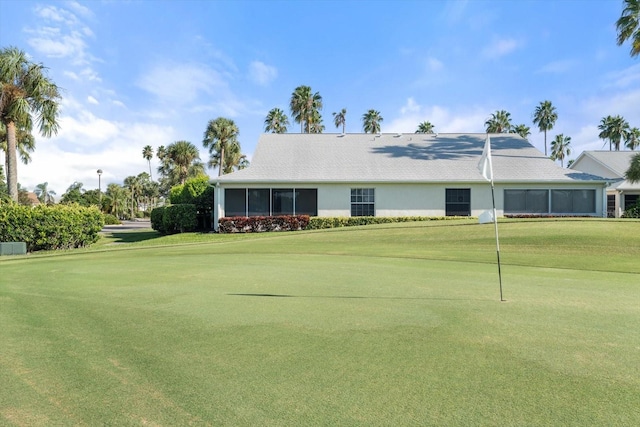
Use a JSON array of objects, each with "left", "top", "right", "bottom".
[{"left": 0, "top": 242, "right": 27, "bottom": 256}]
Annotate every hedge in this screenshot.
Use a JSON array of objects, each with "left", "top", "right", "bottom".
[
  {"left": 305, "top": 216, "right": 467, "bottom": 229},
  {"left": 622, "top": 203, "right": 640, "bottom": 218},
  {"left": 151, "top": 204, "right": 198, "bottom": 234},
  {"left": 219, "top": 215, "right": 310, "bottom": 233},
  {"left": 0, "top": 204, "right": 104, "bottom": 252}
]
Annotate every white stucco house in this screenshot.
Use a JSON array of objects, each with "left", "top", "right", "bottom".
[
  {"left": 211, "top": 133, "right": 608, "bottom": 230},
  {"left": 569, "top": 150, "right": 640, "bottom": 217}
]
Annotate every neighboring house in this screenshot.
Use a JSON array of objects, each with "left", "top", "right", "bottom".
[
  {"left": 212, "top": 133, "right": 608, "bottom": 229},
  {"left": 570, "top": 151, "right": 640, "bottom": 217}
]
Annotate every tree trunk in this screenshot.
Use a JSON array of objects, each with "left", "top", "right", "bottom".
[
  {"left": 218, "top": 146, "right": 225, "bottom": 177},
  {"left": 5, "top": 120, "right": 18, "bottom": 202}
]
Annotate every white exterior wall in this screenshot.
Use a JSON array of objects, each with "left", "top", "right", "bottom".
[{"left": 215, "top": 182, "right": 606, "bottom": 224}]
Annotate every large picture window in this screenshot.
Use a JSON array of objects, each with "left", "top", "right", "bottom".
[
  {"left": 551, "top": 190, "right": 596, "bottom": 214},
  {"left": 296, "top": 189, "right": 318, "bottom": 216},
  {"left": 224, "top": 188, "right": 318, "bottom": 217},
  {"left": 272, "top": 189, "right": 294, "bottom": 215},
  {"left": 248, "top": 189, "right": 270, "bottom": 216},
  {"left": 504, "top": 190, "right": 549, "bottom": 213},
  {"left": 351, "top": 188, "right": 375, "bottom": 216},
  {"left": 445, "top": 188, "right": 470, "bottom": 216}
]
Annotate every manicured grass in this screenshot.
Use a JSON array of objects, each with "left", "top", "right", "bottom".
[{"left": 1, "top": 219, "right": 638, "bottom": 425}]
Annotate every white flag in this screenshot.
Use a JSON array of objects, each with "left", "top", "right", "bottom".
[
  {"left": 478, "top": 210, "right": 494, "bottom": 224},
  {"left": 478, "top": 135, "right": 493, "bottom": 182}
]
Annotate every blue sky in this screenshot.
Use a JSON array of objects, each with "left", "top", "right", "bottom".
[{"left": 1, "top": 0, "right": 639, "bottom": 195}]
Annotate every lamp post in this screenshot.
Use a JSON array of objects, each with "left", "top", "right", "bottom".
[{"left": 97, "top": 169, "right": 103, "bottom": 209}]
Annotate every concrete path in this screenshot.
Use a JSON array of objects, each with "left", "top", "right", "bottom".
[{"left": 102, "top": 220, "right": 152, "bottom": 232}]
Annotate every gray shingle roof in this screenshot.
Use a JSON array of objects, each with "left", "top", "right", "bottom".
[{"left": 217, "top": 133, "right": 606, "bottom": 184}]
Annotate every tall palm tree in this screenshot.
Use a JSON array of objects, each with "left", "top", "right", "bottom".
[
  {"left": 513, "top": 124, "right": 531, "bottom": 140},
  {"left": 550, "top": 134, "right": 572, "bottom": 167},
  {"left": 34, "top": 181, "right": 56, "bottom": 204},
  {"left": 123, "top": 174, "right": 143, "bottom": 219},
  {"left": 333, "top": 108, "right": 347, "bottom": 133},
  {"left": 165, "top": 140, "right": 205, "bottom": 185},
  {"left": 0, "top": 47, "right": 61, "bottom": 202},
  {"left": 289, "top": 85, "right": 323, "bottom": 133},
  {"left": 208, "top": 139, "right": 249, "bottom": 174},
  {"left": 415, "top": 121, "right": 435, "bottom": 134},
  {"left": 105, "top": 183, "right": 128, "bottom": 219},
  {"left": 625, "top": 153, "right": 640, "bottom": 182},
  {"left": 624, "top": 127, "right": 640, "bottom": 150},
  {"left": 142, "top": 145, "right": 154, "bottom": 179},
  {"left": 362, "top": 109, "right": 383, "bottom": 134},
  {"left": 203, "top": 117, "right": 240, "bottom": 177},
  {"left": 484, "top": 110, "right": 513, "bottom": 133},
  {"left": 598, "top": 115, "right": 630, "bottom": 151},
  {"left": 308, "top": 109, "right": 324, "bottom": 133},
  {"left": 616, "top": 0, "right": 640, "bottom": 57},
  {"left": 1, "top": 122, "right": 36, "bottom": 175},
  {"left": 532, "top": 101, "right": 558, "bottom": 156},
  {"left": 264, "top": 108, "right": 289, "bottom": 133}
]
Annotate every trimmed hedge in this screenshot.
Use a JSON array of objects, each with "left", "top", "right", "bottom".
[
  {"left": 306, "top": 216, "right": 467, "bottom": 229},
  {"left": 622, "top": 203, "right": 640, "bottom": 218},
  {"left": 150, "top": 204, "right": 198, "bottom": 234},
  {"left": 0, "top": 204, "right": 104, "bottom": 252},
  {"left": 219, "top": 215, "right": 310, "bottom": 233}
]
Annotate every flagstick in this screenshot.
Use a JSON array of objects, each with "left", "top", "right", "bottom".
[{"left": 490, "top": 180, "right": 504, "bottom": 302}]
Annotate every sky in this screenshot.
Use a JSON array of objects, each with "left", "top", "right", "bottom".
[{"left": 1, "top": 0, "right": 639, "bottom": 196}]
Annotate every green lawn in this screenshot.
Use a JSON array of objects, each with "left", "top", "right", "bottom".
[{"left": 1, "top": 219, "right": 638, "bottom": 426}]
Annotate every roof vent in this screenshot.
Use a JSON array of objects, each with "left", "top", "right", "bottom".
[{"left": 395, "top": 133, "right": 402, "bottom": 138}]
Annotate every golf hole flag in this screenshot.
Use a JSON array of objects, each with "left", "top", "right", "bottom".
[{"left": 478, "top": 135, "right": 493, "bottom": 182}]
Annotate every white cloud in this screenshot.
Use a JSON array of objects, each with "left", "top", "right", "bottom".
[
  {"left": 388, "top": 98, "right": 488, "bottom": 134},
  {"left": 112, "top": 100, "right": 126, "bottom": 108},
  {"left": 137, "top": 63, "right": 224, "bottom": 104},
  {"left": 248, "top": 61, "right": 278, "bottom": 86},
  {"left": 604, "top": 64, "right": 640, "bottom": 88},
  {"left": 87, "top": 95, "right": 99, "bottom": 105},
  {"left": 481, "top": 38, "right": 522, "bottom": 59}
]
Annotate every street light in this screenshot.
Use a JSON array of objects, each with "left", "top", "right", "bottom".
[{"left": 97, "top": 169, "right": 103, "bottom": 208}]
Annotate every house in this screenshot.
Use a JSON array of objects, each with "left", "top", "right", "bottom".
[
  {"left": 569, "top": 151, "right": 640, "bottom": 217},
  {"left": 212, "top": 133, "right": 608, "bottom": 229}
]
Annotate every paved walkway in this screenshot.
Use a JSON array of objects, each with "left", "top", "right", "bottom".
[{"left": 102, "top": 220, "right": 152, "bottom": 232}]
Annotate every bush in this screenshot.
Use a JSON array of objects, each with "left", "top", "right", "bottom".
[
  {"left": 622, "top": 203, "right": 640, "bottom": 218},
  {"left": 103, "top": 213, "right": 121, "bottom": 225},
  {"left": 0, "top": 203, "right": 104, "bottom": 252},
  {"left": 168, "top": 176, "right": 214, "bottom": 230},
  {"left": 305, "top": 216, "right": 463, "bottom": 230},
  {"left": 219, "top": 215, "right": 310, "bottom": 233},
  {"left": 151, "top": 204, "right": 197, "bottom": 234}
]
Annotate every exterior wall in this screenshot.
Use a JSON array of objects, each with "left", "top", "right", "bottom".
[
  {"left": 215, "top": 182, "right": 606, "bottom": 227},
  {"left": 572, "top": 156, "right": 619, "bottom": 179}
]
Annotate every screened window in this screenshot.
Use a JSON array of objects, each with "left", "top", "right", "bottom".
[
  {"left": 504, "top": 190, "right": 549, "bottom": 213},
  {"left": 295, "top": 189, "right": 318, "bottom": 216},
  {"left": 248, "top": 189, "right": 270, "bottom": 216},
  {"left": 225, "top": 189, "right": 246, "bottom": 217},
  {"left": 272, "top": 189, "right": 294, "bottom": 215},
  {"left": 351, "top": 188, "right": 375, "bottom": 216},
  {"left": 625, "top": 194, "right": 639, "bottom": 210},
  {"left": 445, "top": 189, "right": 471, "bottom": 216},
  {"left": 551, "top": 190, "right": 595, "bottom": 214}
]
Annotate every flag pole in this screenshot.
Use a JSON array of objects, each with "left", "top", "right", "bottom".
[{"left": 490, "top": 180, "right": 504, "bottom": 301}]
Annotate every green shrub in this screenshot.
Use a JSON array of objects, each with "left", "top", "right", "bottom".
[
  {"left": 152, "top": 204, "right": 197, "bottom": 234},
  {"left": 219, "top": 215, "right": 310, "bottom": 233},
  {"left": 103, "top": 214, "right": 121, "bottom": 225},
  {"left": 168, "top": 176, "right": 213, "bottom": 230},
  {"left": 0, "top": 204, "right": 104, "bottom": 252},
  {"left": 622, "top": 203, "right": 640, "bottom": 218}
]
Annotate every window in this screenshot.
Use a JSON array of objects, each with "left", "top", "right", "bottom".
[
  {"left": 272, "top": 189, "right": 294, "bottom": 215},
  {"left": 504, "top": 190, "right": 549, "bottom": 213},
  {"left": 225, "top": 189, "right": 246, "bottom": 217},
  {"left": 551, "top": 190, "right": 595, "bottom": 214},
  {"left": 295, "top": 189, "right": 318, "bottom": 216},
  {"left": 445, "top": 189, "right": 470, "bottom": 216},
  {"left": 607, "top": 195, "right": 615, "bottom": 218},
  {"left": 351, "top": 188, "right": 375, "bottom": 216},
  {"left": 248, "top": 189, "right": 270, "bottom": 216},
  {"left": 624, "top": 194, "right": 639, "bottom": 210}
]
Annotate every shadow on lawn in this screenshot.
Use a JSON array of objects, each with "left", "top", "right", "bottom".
[
  {"left": 104, "top": 231, "right": 162, "bottom": 244},
  {"left": 228, "top": 293, "right": 491, "bottom": 301}
]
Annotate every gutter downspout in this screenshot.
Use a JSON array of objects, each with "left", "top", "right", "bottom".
[{"left": 214, "top": 181, "right": 220, "bottom": 232}]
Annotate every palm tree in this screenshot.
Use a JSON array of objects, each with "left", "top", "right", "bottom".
[
  {"left": 532, "top": 101, "right": 558, "bottom": 156},
  {"left": 142, "top": 145, "right": 154, "bottom": 179},
  {"left": 625, "top": 153, "right": 640, "bottom": 182},
  {"left": 289, "top": 85, "right": 323, "bottom": 133},
  {"left": 624, "top": 127, "right": 640, "bottom": 150},
  {"left": 333, "top": 108, "right": 347, "bottom": 133},
  {"left": 105, "top": 183, "right": 128, "bottom": 219},
  {"left": 34, "top": 182, "right": 56, "bottom": 204},
  {"left": 203, "top": 117, "right": 240, "bottom": 177},
  {"left": 616, "top": 0, "right": 640, "bottom": 57},
  {"left": 598, "top": 115, "right": 630, "bottom": 151},
  {"left": 484, "top": 110, "right": 513, "bottom": 133},
  {"left": 362, "top": 109, "right": 383, "bottom": 134},
  {"left": 0, "top": 47, "right": 61, "bottom": 202},
  {"left": 308, "top": 109, "right": 324, "bottom": 133},
  {"left": 415, "top": 121, "right": 435, "bottom": 134},
  {"left": 264, "top": 108, "right": 289, "bottom": 133},
  {"left": 1, "top": 122, "right": 35, "bottom": 176},
  {"left": 208, "top": 140, "right": 249, "bottom": 174},
  {"left": 165, "top": 140, "right": 205, "bottom": 185},
  {"left": 550, "top": 134, "right": 572, "bottom": 167},
  {"left": 513, "top": 124, "right": 531, "bottom": 140}
]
